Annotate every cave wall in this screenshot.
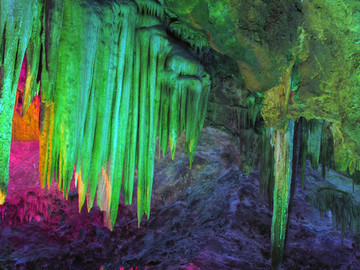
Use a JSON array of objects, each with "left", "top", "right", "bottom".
[
  {"left": 165, "top": 1, "right": 360, "bottom": 267},
  {"left": 169, "top": 0, "right": 360, "bottom": 173}
]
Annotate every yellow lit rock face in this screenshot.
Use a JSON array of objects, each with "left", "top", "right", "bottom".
[
  {"left": 262, "top": 68, "right": 293, "bottom": 129},
  {"left": 11, "top": 88, "right": 40, "bottom": 142}
]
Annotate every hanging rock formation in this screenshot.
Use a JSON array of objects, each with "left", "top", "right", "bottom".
[{"left": 0, "top": 0, "right": 210, "bottom": 228}]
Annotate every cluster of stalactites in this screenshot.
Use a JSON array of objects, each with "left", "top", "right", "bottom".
[
  {"left": 0, "top": 0, "right": 210, "bottom": 229},
  {"left": 311, "top": 186, "right": 360, "bottom": 242},
  {"left": 259, "top": 117, "right": 335, "bottom": 269},
  {"left": 260, "top": 118, "right": 335, "bottom": 203},
  {"left": 136, "top": 0, "right": 165, "bottom": 21},
  {"left": 299, "top": 118, "right": 359, "bottom": 184},
  {"left": 0, "top": 0, "right": 43, "bottom": 204},
  {"left": 259, "top": 126, "right": 275, "bottom": 206},
  {"left": 299, "top": 118, "right": 335, "bottom": 185},
  {"left": 168, "top": 21, "right": 209, "bottom": 52}
]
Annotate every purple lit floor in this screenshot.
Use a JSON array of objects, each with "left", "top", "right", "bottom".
[{"left": 0, "top": 128, "right": 359, "bottom": 270}]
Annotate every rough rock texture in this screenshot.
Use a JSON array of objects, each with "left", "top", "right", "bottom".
[
  {"left": 165, "top": 0, "right": 301, "bottom": 92},
  {"left": 0, "top": 127, "right": 359, "bottom": 269},
  {"left": 166, "top": 0, "right": 360, "bottom": 171},
  {"left": 11, "top": 58, "right": 40, "bottom": 142},
  {"left": 0, "top": 141, "right": 109, "bottom": 269}
]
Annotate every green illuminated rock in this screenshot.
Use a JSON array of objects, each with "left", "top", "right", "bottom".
[
  {"left": 271, "top": 120, "right": 294, "bottom": 269},
  {"left": 0, "top": 0, "right": 43, "bottom": 204},
  {"left": 0, "top": 0, "right": 210, "bottom": 229}
]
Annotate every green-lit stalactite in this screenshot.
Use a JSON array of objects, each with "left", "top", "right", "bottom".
[
  {"left": 307, "top": 119, "right": 323, "bottom": 170},
  {"left": 297, "top": 118, "right": 335, "bottom": 185},
  {"left": 40, "top": 0, "right": 64, "bottom": 104},
  {"left": 168, "top": 21, "right": 209, "bottom": 52},
  {"left": 107, "top": 4, "right": 137, "bottom": 225},
  {"left": 0, "top": 0, "right": 43, "bottom": 204},
  {"left": 1, "top": 0, "right": 210, "bottom": 229},
  {"left": 319, "top": 123, "right": 335, "bottom": 179},
  {"left": 22, "top": 2, "right": 42, "bottom": 116},
  {"left": 271, "top": 119, "right": 294, "bottom": 269},
  {"left": 260, "top": 127, "right": 275, "bottom": 206},
  {"left": 310, "top": 182, "right": 360, "bottom": 242}
]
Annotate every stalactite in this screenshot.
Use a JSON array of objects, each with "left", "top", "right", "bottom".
[
  {"left": 246, "top": 93, "right": 263, "bottom": 129},
  {"left": 285, "top": 120, "right": 301, "bottom": 249},
  {"left": 135, "top": 0, "right": 165, "bottom": 21},
  {"left": 260, "top": 127, "right": 275, "bottom": 206},
  {"left": 307, "top": 119, "right": 323, "bottom": 170},
  {"left": 298, "top": 118, "right": 335, "bottom": 184},
  {"left": 40, "top": 0, "right": 64, "bottom": 104},
  {"left": 319, "top": 122, "right": 335, "bottom": 179},
  {"left": 22, "top": 2, "right": 42, "bottom": 116},
  {"left": 271, "top": 119, "right": 294, "bottom": 270},
  {"left": 168, "top": 21, "right": 209, "bottom": 52},
  {"left": 311, "top": 186, "right": 360, "bottom": 242}
]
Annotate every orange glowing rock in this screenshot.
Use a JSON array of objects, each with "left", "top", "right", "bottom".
[{"left": 11, "top": 88, "right": 40, "bottom": 142}]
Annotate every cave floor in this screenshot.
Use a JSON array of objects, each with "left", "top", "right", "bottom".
[{"left": 0, "top": 127, "right": 359, "bottom": 270}]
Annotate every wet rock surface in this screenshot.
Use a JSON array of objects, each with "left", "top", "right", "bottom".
[{"left": 0, "top": 127, "right": 359, "bottom": 269}]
